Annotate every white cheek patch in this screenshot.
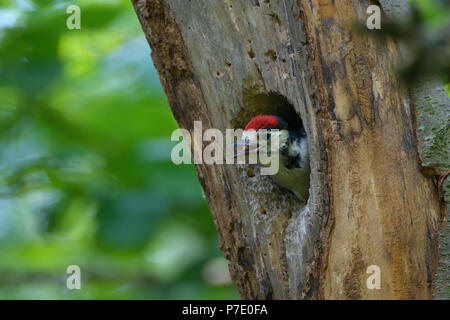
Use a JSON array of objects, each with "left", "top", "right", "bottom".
[
  {"left": 299, "top": 138, "right": 308, "bottom": 158},
  {"left": 290, "top": 141, "right": 300, "bottom": 156},
  {"left": 289, "top": 137, "right": 306, "bottom": 158}
]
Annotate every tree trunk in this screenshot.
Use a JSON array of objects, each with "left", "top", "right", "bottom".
[{"left": 132, "top": 0, "right": 448, "bottom": 299}]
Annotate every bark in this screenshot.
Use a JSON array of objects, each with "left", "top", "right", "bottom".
[
  {"left": 132, "top": 0, "right": 448, "bottom": 299},
  {"left": 378, "top": 0, "right": 450, "bottom": 300},
  {"left": 410, "top": 78, "right": 450, "bottom": 299}
]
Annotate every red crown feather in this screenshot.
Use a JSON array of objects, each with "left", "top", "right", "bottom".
[{"left": 244, "top": 115, "right": 280, "bottom": 131}]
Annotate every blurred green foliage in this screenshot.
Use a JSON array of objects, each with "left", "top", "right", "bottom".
[
  {"left": 375, "top": 0, "right": 450, "bottom": 86},
  {"left": 0, "top": 0, "right": 239, "bottom": 299},
  {"left": 0, "top": 0, "right": 447, "bottom": 300}
]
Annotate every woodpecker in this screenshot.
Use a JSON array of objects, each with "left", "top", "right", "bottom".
[{"left": 235, "top": 114, "right": 310, "bottom": 202}]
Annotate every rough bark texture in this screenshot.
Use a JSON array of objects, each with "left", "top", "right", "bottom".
[
  {"left": 410, "top": 78, "right": 449, "bottom": 299},
  {"left": 378, "top": 0, "right": 450, "bottom": 300},
  {"left": 132, "top": 0, "right": 448, "bottom": 299}
]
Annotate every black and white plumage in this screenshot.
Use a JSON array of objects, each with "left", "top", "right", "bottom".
[{"left": 237, "top": 114, "right": 310, "bottom": 202}]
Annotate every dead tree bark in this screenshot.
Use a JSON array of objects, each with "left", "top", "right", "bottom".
[{"left": 132, "top": 0, "right": 448, "bottom": 299}]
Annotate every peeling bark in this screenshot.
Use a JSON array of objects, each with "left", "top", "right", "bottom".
[{"left": 132, "top": 0, "right": 448, "bottom": 299}]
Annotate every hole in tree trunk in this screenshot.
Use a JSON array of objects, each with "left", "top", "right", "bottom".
[
  {"left": 232, "top": 86, "right": 310, "bottom": 203},
  {"left": 233, "top": 86, "right": 304, "bottom": 131}
]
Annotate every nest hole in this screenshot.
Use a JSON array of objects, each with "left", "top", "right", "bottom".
[
  {"left": 232, "top": 86, "right": 304, "bottom": 131},
  {"left": 232, "top": 86, "right": 311, "bottom": 204}
]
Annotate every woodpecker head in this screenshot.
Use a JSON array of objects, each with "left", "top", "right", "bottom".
[
  {"left": 234, "top": 115, "right": 290, "bottom": 157},
  {"left": 234, "top": 114, "right": 310, "bottom": 201}
]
